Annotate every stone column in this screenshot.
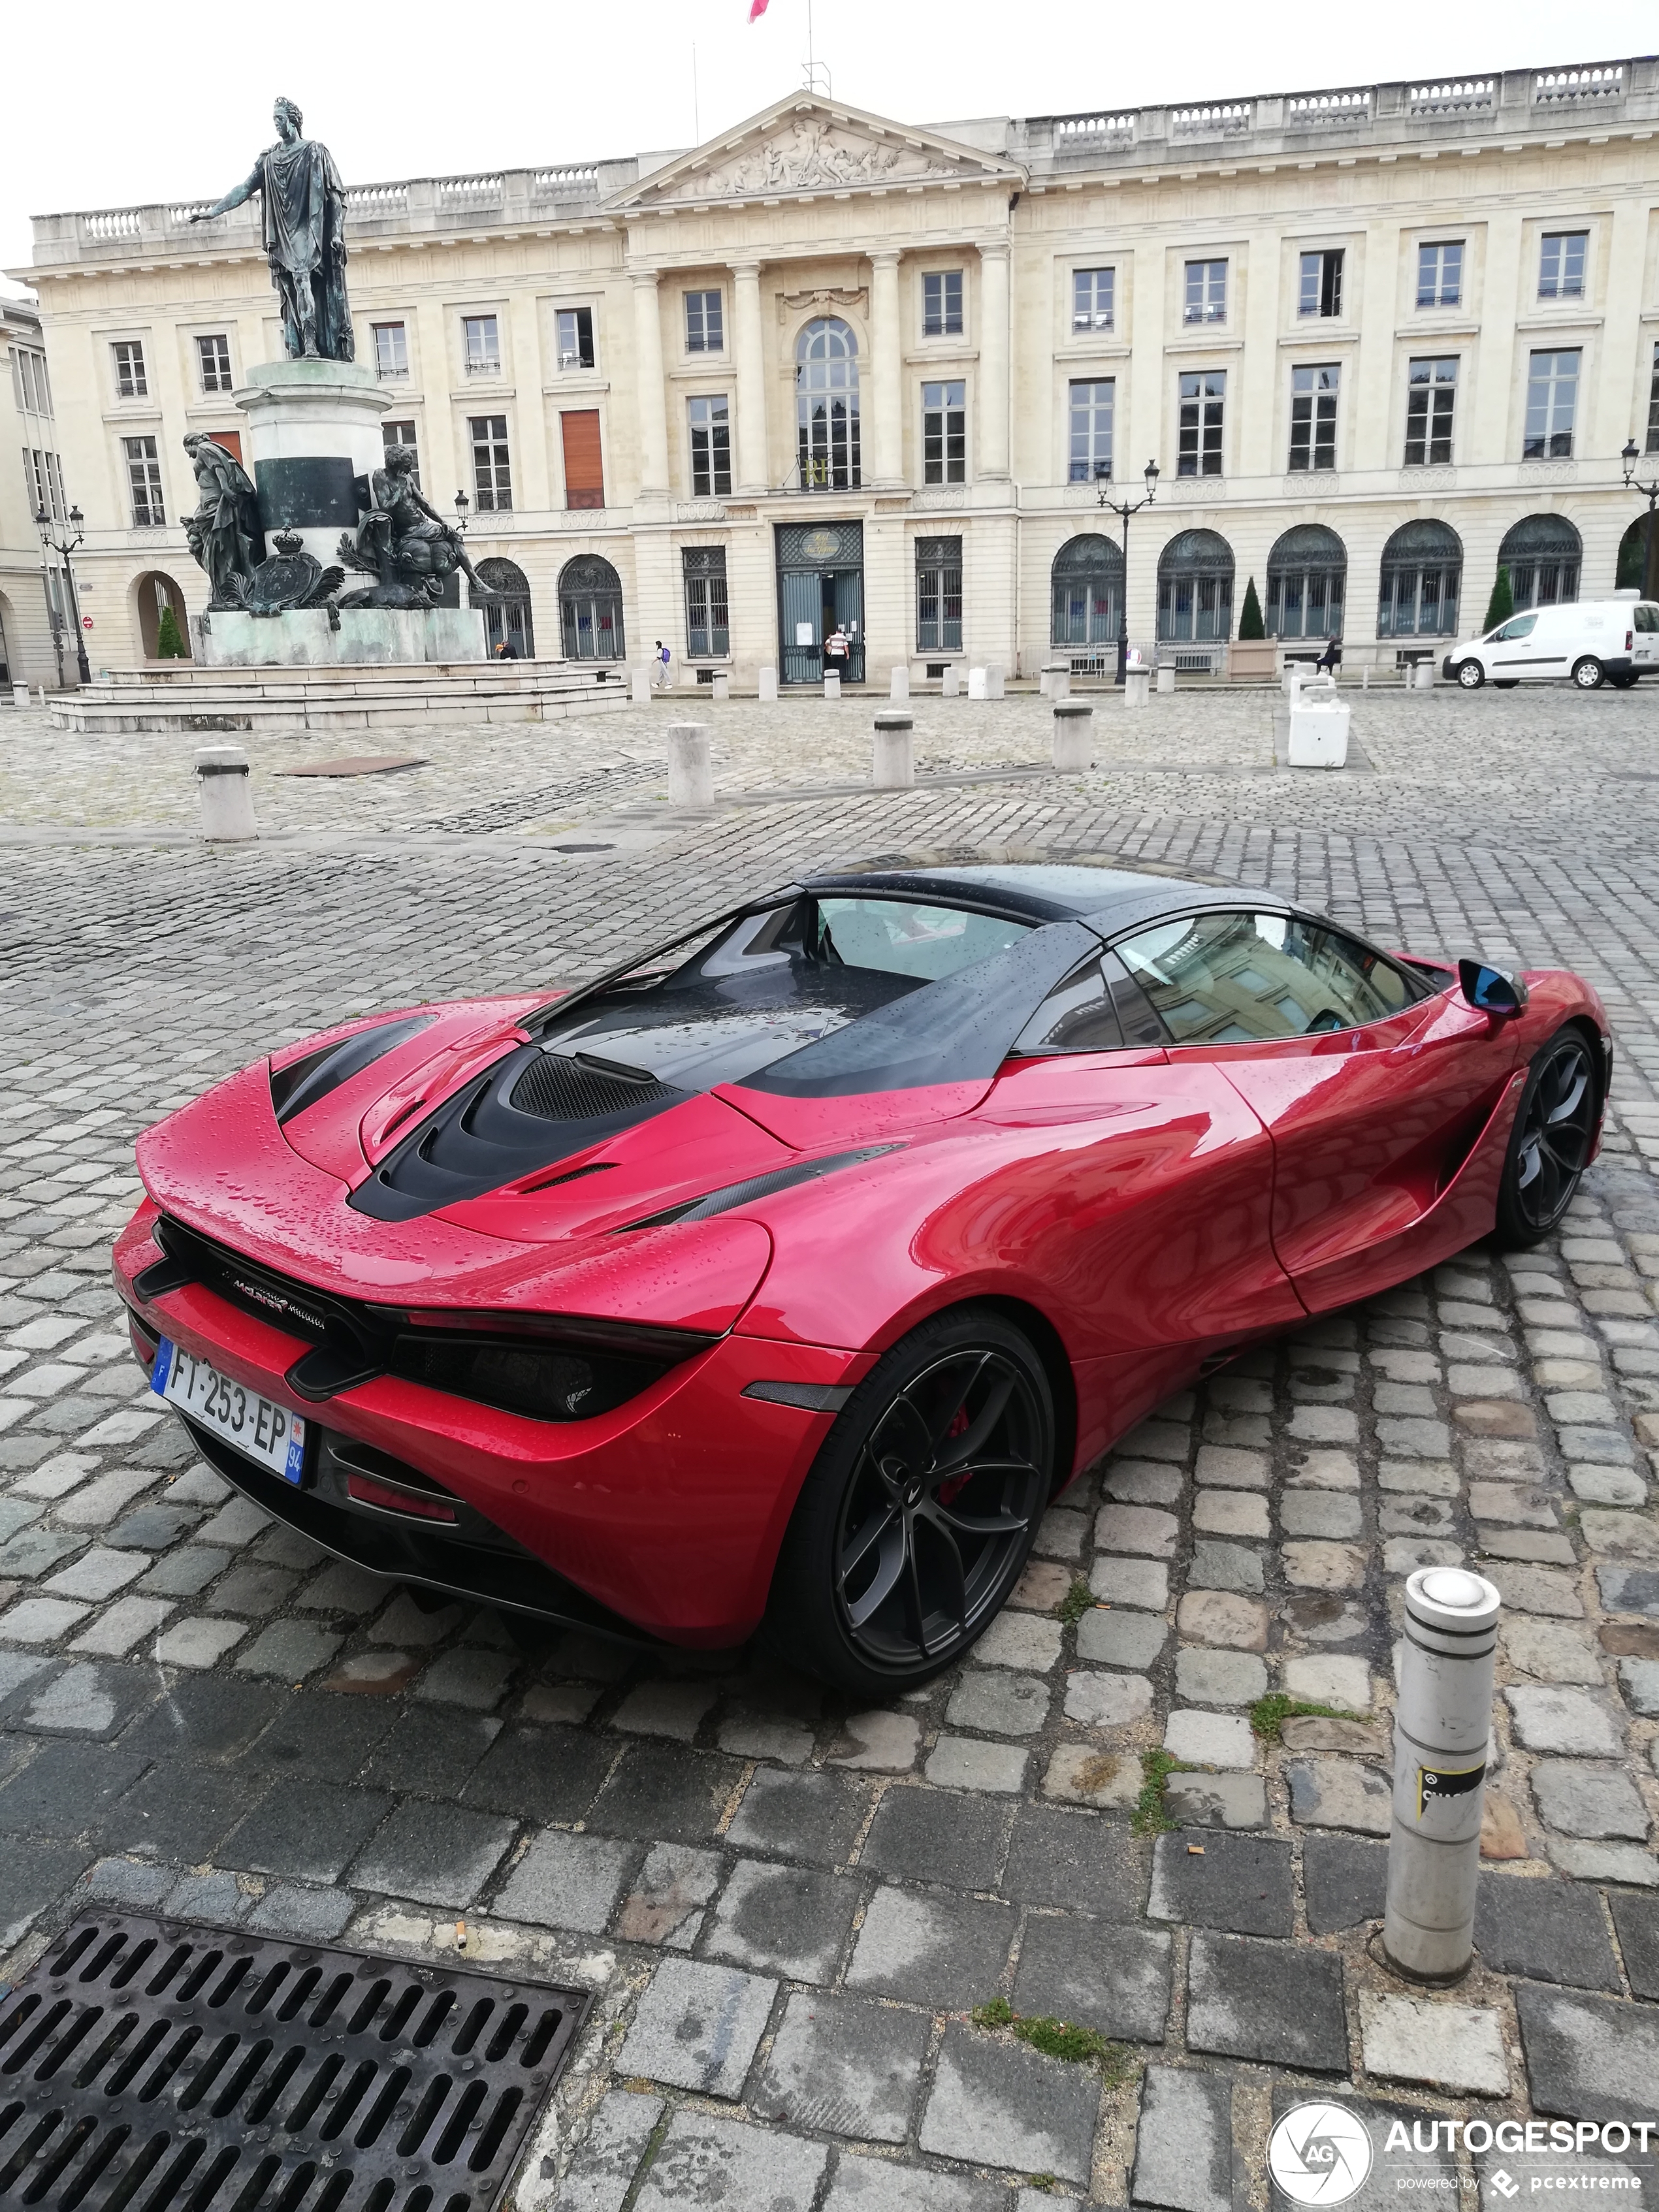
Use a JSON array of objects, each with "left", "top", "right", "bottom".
[
  {"left": 631, "top": 270, "right": 671, "bottom": 500},
  {"left": 978, "top": 240, "right": 1012, "bottom": 481},
  {"left": 732, "top": 263, "right": 770, "bottom": 494},
  {"left": 870, "top": 249, "right": 904, "bottom": 487}
]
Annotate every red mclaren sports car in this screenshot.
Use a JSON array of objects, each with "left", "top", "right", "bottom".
[{"left": 114, "top": 863, "right": 1610, "bottom": 1693}]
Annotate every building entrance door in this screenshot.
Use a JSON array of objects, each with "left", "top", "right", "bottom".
[{"left": 776, "top": 520, "right": 865, "bottom": 684}]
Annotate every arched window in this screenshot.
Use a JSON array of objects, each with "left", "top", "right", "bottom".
[
  {"left": 1378, "top": 520, "right": 1462, "bottom": 637},
  {"left": 1051, "top": 534, "right": 1123, "bottom": 647},
  {"left": 1498, "top": 515, "right": 1581, "bottom": 612},
  {"left": 558, "top": 554, "right": 624, "bottom": 661},
  {"left": 477, "top": 558, "right": 534, "bottom": 659},
  {"left": 1618, "top": 515, "right": 1653, "bottom": 593},
  {"left": 1157, "top": 529, "right": 1234, "bottom": 643},
  {"left": 1266, "top": 525, "right": 1346, "bottom": 640},
  {"left": 796, "top": 318, "right": 861, "bottom": 490}
]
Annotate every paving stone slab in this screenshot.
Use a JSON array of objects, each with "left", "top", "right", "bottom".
[
  {"left": 1090, "top": 1557, "right": 1170, "bottom": 1610},
  {"left": 551, "top": 2089, "right": 663, "bottom": 2212},
  {"left": 1131, "top": 2064, "right": 1234, "bottom": 2212},
  {"left": 752, "top": 1990, "right": 930, "bottom": 2143},
  {"left": 918, "top": 2024, "right": 1097, "bottom": 2187},
  {"left": 245, "top": 1883, "right": 356, "bottom": 1942},
  {"left": 238, "top": 1696, "right": 395, "bottom": 1786},
  {"left": 847, "top": 1882, "right": 1019, "bottom": 2010},
  {"left": 947, "top": 1667, "right": 1052, "bottom": 1737},
  {"left": 1176, "top": 1591, "right": 1268, "bottom": 1651},
  {"left": 453, "top": 1722, "right": 615, "bottom": 1825},
  {"left": 1185, "top": 1929, "right": 1348, "bottom": 2072},
  {"left": 1302, "top": 1833, "right": 1388, "bottom": 1933},
  {"left": 1607, "top": 1891, "right": 1659, "bottom": 1999},
  {"left": 615, "top": 1841, "right": 723, "bottom": 1949},
  {"left": 12, "top": 1659, "right": 155, "bottom": 1739},
  {"left": 347, "top": 1801, "right": 517, "bottom": 1908},
  {"left": 117, "top": 1671, "right": 285, "bottom": 1764},
  {"left": 1165, "top": 1711, "right": 1256, "bottom": 1769},
  {"left": 1042, "top": 1742, "right": 1142, "bottom": 1811},
  {"left": 0, "top": 1740, "right": 150, "bottom": 1838},
  {"left": 1148, "top": 1830, "right": 1293, "bottom": 1936},
  {"left": 0, "top": 1837, "right": 95, "bottom": 1946},
  {"left": 1505, "top": 1685, "right": 1626, "bottom": 1756},
  {"left": 1359, "top": 1991, "right": 1509, "bottom": 2096},
  {"left": 1189, "top": 1541, "right": 1264, "bottom": 1594},
  {"left": 826, "top": 1709, "right": 921, "bottom": 1771},
  {"left": 1165, "top": 1773, "right": 1267, "bottom": 1830},
  {"left": 1502, "top": 1620, "right": 1605, "bottom": 1684},
  {"left": 1596, "top": 1566, "right": 1659, "bottom": 1618},
  {"left": 858, "top": 1782, "right": 1012, "bottom": 1891},
  {"left": 724, "top": 1765, "right": 871, "bottom": 1865},
  {"left": 1001, "top": 1802, "right": 1148, "bottom": 1919},
  {"left": 491, "top": 1828, "right": 633, "bottom": 1934},
  {"left": 703, "top": 1857, "right": 859, "bottom": 1983},
  {"left": 1063, "top": 1671, "right": 1152, "bottom": 1728},
  {"left": 225, "top": 1782, "right": 393, "bottom": 1885},
  {"left": 1513, "top": 1982, "right": 1659, "bottom": 2124},
  {"left": 234, "top": 1619, "right": 344, "bottom": 1680},
  {"left": 587, "top": 1741, "right": 745, "bottom": 1842},
  {"left": 1174, "top": 1650, "right": 1267, "bottom": 1708},
  {"left": 1013, "top": 1911, "right": 1172, "bottom": 2042},
  {"left": 826, "top": 2159, "right": 1009, "bottom": 2212},
  {"left": 618, "top": 1957, "right": 777, "bottom": 2098},
  {"left": 94, "top": 1762, "right": 251, "bottom": 1865},
  {"left": 1473, "top": 1872, "right": 1620, "bottom": 1991},
  {"left": 634, "top": 2111, "right": 826, "bottom": 2212},
  {"left": 1286, "top": 1756, "right": 1392, "bottom": 1836},
  {"left": 1076, "top": 1609, "right": 1168, "bottom": 1671},
  {"left": 1530, "top": 1759, "right": 1651, "bottom": 1840}
]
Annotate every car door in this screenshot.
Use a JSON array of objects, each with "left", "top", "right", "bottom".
[
  {"left": 1484, "top": 611, "right": 1540, "bottom": 679},
  {"left": 1112, "top": 910, "right": 1524, "bottom": 1313}
]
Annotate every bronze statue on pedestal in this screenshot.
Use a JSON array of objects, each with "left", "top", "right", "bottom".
[{"left": 189, "top": 98, "right": 353, "bottom": 362}]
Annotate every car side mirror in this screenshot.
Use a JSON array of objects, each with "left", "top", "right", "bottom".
[{"left": 1458, "top": 957, "right": 1529, "bottom": 1018}]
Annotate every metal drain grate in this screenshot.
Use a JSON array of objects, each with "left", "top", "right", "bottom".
[{"left": 0, "top": 1912, "right": 590, "bottom": 2212}]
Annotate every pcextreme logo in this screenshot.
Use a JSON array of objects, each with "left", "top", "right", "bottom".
[{"left": 1270, "top": 2104, "right": 1376, "bottom": 2205}]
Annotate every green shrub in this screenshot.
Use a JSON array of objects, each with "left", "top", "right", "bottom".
[
  {"left": 155, "top": 604, "right": 187, "bottom": 659},
  {"left": 1237, "top": 577, "right": 1265, "bottom": 640},
  {"left": 1481, "top": 566, "right": 1514, "bottom": 633}
]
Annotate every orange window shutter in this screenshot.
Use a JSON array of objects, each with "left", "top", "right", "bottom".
[
  {"left": 561, "top": 410, "right": 605, "bottom": 509},
  {"left": 212, "top": 429, "right": 243, "bottom": 464}
]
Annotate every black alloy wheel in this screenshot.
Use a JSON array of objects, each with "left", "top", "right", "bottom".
[
  {"left": 1573, "top": 656, "right": 1606, "bottom": 690},
  {"left": 768, "top": 1308, "right": 1054, "bottom": 1695},
  {"left": 1457, "top": 660, "right": 1485, "bottom": 690},
  {"left": 1494, "top": 1026, "right": 1601, "bottom": 1249}
]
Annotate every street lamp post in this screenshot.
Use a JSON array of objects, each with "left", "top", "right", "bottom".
[
  {"left": 35, "top": 504, "right": 91, "bottom": 686},
  {"left": 1096, "top": 458, "right": 1161, "bottom": 686},
  {"left": 1621, "top": 441, "right": 1659, "bottom": 605}
]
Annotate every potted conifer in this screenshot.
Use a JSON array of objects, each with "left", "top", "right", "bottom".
[
  {"left": 1229, "top": 577, "right": 1276, "bottom": 680},
  {"left": 155, "top": 603, "right": 189, "bottom": 660}
]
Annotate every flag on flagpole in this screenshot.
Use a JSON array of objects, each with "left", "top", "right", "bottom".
[{"left": 749, "top": 0, "right": 769, "bottom": 18}]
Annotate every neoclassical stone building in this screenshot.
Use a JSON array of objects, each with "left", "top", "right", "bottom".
[{"left": 15, "top": 58, "right": 1659, "bottom": 683}]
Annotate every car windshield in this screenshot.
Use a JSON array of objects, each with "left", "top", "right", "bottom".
[{"left": 532, "top": 895, "right": 1076, "bottom": 1095}]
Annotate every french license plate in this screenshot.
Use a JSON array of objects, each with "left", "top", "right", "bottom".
[{"left": 152, "top": 1338, "right": 307, "bottom": 1484}]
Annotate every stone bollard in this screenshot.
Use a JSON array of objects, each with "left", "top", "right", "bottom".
[
  {"left": 758, "top": 665, "right": 779, "bottom": 703},
  {"left": 942, "top": 664, "right": 961, "bottom": 699},
  {"left": 986, "top": 664, "right": 1005, "bottom": 699},
  {"left": 667, "top": 720, "right": 713, "bottom": 809},
  {"left": 890, "top": 665, "right": 910, "bottom": 701},
  {"left": 1415, "top": 660, "right": 1436, "bottom": 690},
  {"left": 711, "top": 673, "right": 730, "bottom": 702},
  {"left": 1383, "top": 1567, "right": 1501, "bottom": 1981},
  {"left": 1362, "top": 665, "right": 1371, "bottom": 692},
  {"left": 824, "top": 671, "right": 841, "bottom": 701},
  {"left": 1123, "top": 669, "right": 1152, "bottom": 708},
  {"left": 967, "top": 667, "right": 988, "bottom": 700},
  {"left": 872, "top": 710, "right": 914, "bottom": 790},
  {"left": 1048, "top": 664, "right": 1071, "bottom": 701},
  {"left": 11, "top": 683, "right": 28, "bottom": 709},
  {"left": 631, "top": 665, "right": 651, "bottom": 705},
  {"left": 195, "top": 746, "right": 257, "bottom": 841},
  {"left": 1157, "top": 665, "right": 1176, "bottom": 695},
  {"left": 1052, "top": 700, "right": 1093, "bottom": 771}
]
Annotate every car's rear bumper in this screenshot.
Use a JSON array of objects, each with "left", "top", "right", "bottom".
[{"left": 115, "top": 1204, "right": 871, "bottom": 1646}]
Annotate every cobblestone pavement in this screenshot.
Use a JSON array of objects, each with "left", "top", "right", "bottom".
[{"left": 1, "top": 685, "right": 1658, "bottom": 2210}]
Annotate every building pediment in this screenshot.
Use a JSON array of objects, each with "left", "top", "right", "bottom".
[{"left": 609, "top": 97, "right": 1023, "bottom": 210}]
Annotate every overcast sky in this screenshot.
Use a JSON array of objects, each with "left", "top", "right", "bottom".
[{"left": 3, "top": 0, "right": 1652, "bottom": 292}]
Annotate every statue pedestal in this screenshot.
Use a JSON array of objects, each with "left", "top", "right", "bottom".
[
  {"left": 197, "top": 607, "right": 487, "bottom": 667},
  {"left": 235, "top": 360, "right": 390, "bottom": 575}
]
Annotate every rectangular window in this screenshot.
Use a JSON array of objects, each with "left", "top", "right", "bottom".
[
  {"left": 1068, "top": 378, "right": 1114, "bottom": 483},
  {"left": 1178, "top": 370, "right": 1225, "bottom": 475},
  {"left": 1288, "top": 364, "right": 1339, "bottom": 472},
  {"left": 923, "top": 271, "right": 964, "bottom": 338},
  {"left": 683, "top": 547, "right": 729, "bottom": 657},
  {"left": 1539, "top": 231, "right": 1588, "bottom": 300},
  {"left": 45, "top": 451, "right": 65, "bottom": 517},
  {"left": 688, "top": 395, "right": 732, "bottom": 497},
  {"left": 1184, "top": 261, "right": 1227, "bottom": 325},
  {"left": 196, "top": 334, "right": 233, "bottom": 393},
  {"left": 12, "top": 347, "right": 51, "bottom": 415},
  {"left": 124, "top": 434, "right": 165, "bottom": 526},
  {"left": 556, "top": 307, "right": 595, "bottom": 370},
  {"left": 372, "top": 323, "right": 408, "bottom": 379},
  {"left": 916, "top": 536, "right": 963, "bottom": 652},
  {"left": 1524, "top": 349, "right": 1580, "bottom": 460},
  {"left": 112, "top": 341, "right": 147, "bottom": 399},
  {"left": 560, "top": 408, "right": 605, "bottom": 509},
  {"left": 1072, "top": 268, "right": 1114, "bottom": 334},
  {"left": 922, "top": 380, "right": 967, "bottom": 483},
  {"left": 1417, "top": 242, "right": 1463, "bottom": 308},
  {"left": 382, "top": 419, "right": 419, "bottom": 488},
  {"left": 1298, "top": 249, "right": 1344, "bottom": 319},
  {"left": 685, "top": 291, "right": 724, "bottom": 353},
  {"left": 1404, "top": 357, "right": 1457, "bottom": 466},
  {"left": 1647, "top": 344, "right": 1659, "bottom": 455},
  {"left": 469, "top": 414, "right": 511, "bottom": 508},
  {"left": 23, "top": 449, "right": 48, "bottom": 519},
  {"left": 463, "top": 315, "right": 501, "bottom": 374}
]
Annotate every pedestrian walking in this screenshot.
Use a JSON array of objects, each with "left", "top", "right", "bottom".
[
  {"left": 824, "top": 625, "right": 850, "bottom": 680},
  {"left": 652, "top": 639, "right": 673, "bottom": 688}
]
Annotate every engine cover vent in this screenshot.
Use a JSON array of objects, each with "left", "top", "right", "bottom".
[
  {"left": 508, "top": 1053, "right": 675, "bottom": 1123},
  {"left": 0, "top": 1911, "right": 588, "bottom": 2212}
]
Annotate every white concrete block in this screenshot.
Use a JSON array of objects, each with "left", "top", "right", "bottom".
[
  {"left": 667, "top": 722, "right": 713, "bottom": 808},
  {"left": 757, "top": 665, "right": 778, "bottom": 703},
  {"left": 1287, "top": 701, "right": 1350, "bottom": 767},
  {"left": 967, "top": 666, "right": 988, "bottom": 699}
]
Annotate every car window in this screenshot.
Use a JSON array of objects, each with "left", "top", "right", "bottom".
[
  {"left": 1635, "top": 605, "right": 1659, "bottom": 633},
  {"left": 1489, "top": 615, "right": 1539, "bottom": 642},
  {"left": 1115, "top": 911, "right": 1418, "bottom": 1044},
  {"left": 1011, "top": 950, "right": 1165, "bottom": 1055},
  {"left": 813, "top": 898, "right": 1032, "bottom": 982}
]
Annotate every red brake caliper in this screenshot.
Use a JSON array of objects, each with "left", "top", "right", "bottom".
[{"left": 937, "top": 1405, "right": 971, "bottom": 1506}]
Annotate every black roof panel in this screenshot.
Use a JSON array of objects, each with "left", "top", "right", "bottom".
[{"left": 804, "top": 863, "right": 1291, "bottom": 931}]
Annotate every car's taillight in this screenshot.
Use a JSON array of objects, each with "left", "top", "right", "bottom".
[
  {"left": 346, "top": 1471, "right": 458, "bottom": 1522},
  {"left": 1627, "top": 630, "right": 1634, "bottom": 651}
]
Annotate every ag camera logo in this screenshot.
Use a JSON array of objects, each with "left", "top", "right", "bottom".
[{"left": 1270, "top": 2102, "right": 1376, "bottom": 2205}]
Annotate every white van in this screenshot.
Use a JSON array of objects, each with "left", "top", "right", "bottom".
[{"left": 1442, "top": 598, "right": 1659, "bottom": 691}]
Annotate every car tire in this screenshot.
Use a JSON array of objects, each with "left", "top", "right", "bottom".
[
  {"left": 1610, "top": 671, "right": 1639, "bottom": 689},
  {"left": 1456, "top": 660, "right": 1485, "bottom": 690},
  {"left": 1572, "top": 656, "right": 1606, "bottom": 690},
  {"left": 1494, "top": 679, "right": 1519, "bottom": 690},
  {"left": 765, "top": 1304, "right": 1055, "bottom": 1697},
  {"left": 1492, "top": 1025, "right": 1602, "bottom": 1250}
]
